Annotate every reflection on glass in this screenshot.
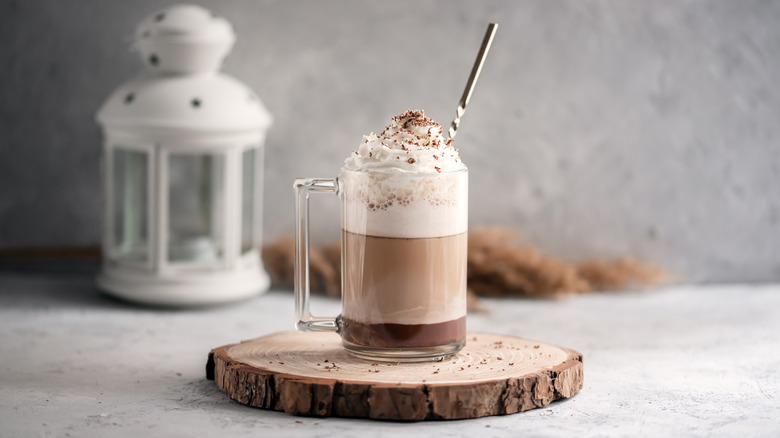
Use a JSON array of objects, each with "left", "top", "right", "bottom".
[
  {"left": 112, "top": 148, "right": 149, "bottom": 263},
  {"left": 241, "top": 148, "right": 256, "bottom": 254},
  {"left": 168, "top": 153, "right": 225, "bottom": 263}
]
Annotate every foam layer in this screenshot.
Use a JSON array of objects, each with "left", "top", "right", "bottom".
[{"left": 339, "top": 168, "right": 467, "bottom": 238}]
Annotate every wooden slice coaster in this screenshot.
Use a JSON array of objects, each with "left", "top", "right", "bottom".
[{"left": 206, "top": 331, "right": 583, "bottom": 421}]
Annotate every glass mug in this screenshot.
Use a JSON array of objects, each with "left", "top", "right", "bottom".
[{"left": 294, "top": 167, "right": 468, "bottom": 361}]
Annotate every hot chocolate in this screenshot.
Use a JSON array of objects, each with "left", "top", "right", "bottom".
[
  {"left": 294, "top": 110, "right": 468, "bottom": 361},
  {"left": 338, "top": 110, "right": 468, "bottom": 358}
]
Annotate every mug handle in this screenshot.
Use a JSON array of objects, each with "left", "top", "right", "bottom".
[{"left": 293, "top": 177, "right": 341, "bottom": 332}]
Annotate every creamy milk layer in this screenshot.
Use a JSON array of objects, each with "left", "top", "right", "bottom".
[
  {"left": 341, "top": 231, "right": 468, "bottom": 325},
  {"left": 341, "top": 110, "right": 468, "bottom": 239}
]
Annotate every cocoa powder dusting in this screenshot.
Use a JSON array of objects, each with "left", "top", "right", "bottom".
[{"left": 394, "top": 110, "right": 437, "bottom": 129}]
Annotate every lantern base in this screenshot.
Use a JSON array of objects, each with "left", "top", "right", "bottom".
[{"left": 96, "top": 264, "right": 270, "bottom": 307}]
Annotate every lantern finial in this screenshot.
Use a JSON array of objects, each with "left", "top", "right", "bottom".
[{"left": 134, "top": 4, "right": 235, "bottom": 74}]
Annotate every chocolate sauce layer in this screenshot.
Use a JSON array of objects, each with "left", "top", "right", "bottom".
[{"left": 342, "top": 316, "right": 466, "bottom": 348}]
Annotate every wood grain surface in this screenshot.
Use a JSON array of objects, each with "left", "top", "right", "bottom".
[{"left": 207, "top": 331, "right": 583, "bottom": 420}]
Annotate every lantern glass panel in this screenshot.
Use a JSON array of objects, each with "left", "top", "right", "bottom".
[
  {"left": 241, "top": 148, "right": 256, "bottom": 254},
  {"left": 111, "top": 148, "right": 149, "bottom": 263},
  {"left": 168, "top": 153, "right": 225, "bottom": 264}
]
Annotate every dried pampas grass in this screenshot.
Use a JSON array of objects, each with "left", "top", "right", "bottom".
[{"left": 466, "top": 228, "right": 669, "bottom": 298}]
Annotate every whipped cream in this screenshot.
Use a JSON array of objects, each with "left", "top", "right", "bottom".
[{"left": 343, "top": 110, "right": 466, "bottom": 173}]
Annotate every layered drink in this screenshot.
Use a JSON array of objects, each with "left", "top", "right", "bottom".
[{"left": 338, "top": 110, "right": 468, "bottom": 359}]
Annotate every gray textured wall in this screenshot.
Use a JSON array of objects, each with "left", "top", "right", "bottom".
[{"left": 1, "top": 0, "right": 779, "bottom": 283}]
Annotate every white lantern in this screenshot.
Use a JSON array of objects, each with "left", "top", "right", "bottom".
[{"left": 96, "top": 5, "right": 272, "bottom": 306}]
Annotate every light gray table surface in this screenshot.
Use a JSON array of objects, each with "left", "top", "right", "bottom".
[{"left": 1, "top": 271, "right": 778, "bottom": 437}]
